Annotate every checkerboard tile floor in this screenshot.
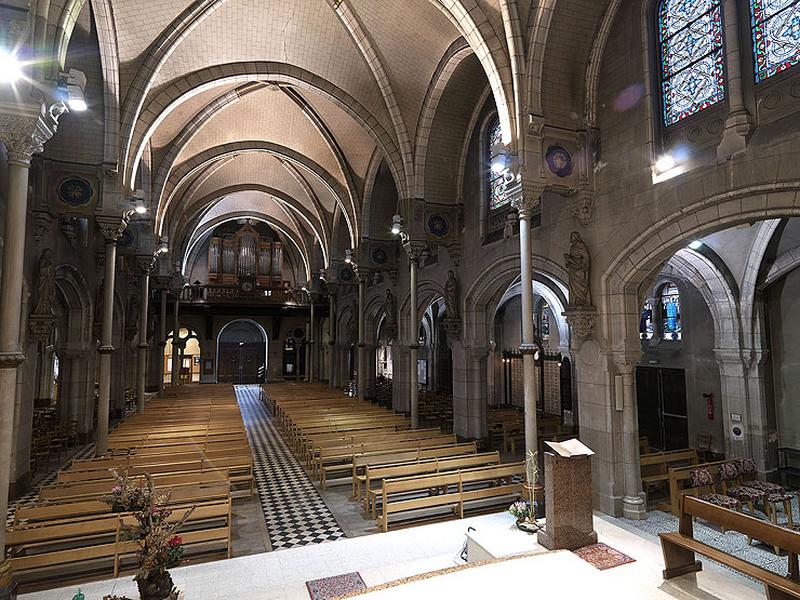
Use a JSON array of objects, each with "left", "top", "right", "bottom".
[
  {"left": 235, "top": 385, "right": 346, "bottom": 550},
  {"left": 6, "top": 442, "right": 96, "bottom": 526}
]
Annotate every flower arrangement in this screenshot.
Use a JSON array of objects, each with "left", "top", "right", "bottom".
[
  {"left": 104, "top": 471, "right": 194, "bottom": 600},
  {"left": 508, "top": 500, "right": 531, "bottom": 521}
]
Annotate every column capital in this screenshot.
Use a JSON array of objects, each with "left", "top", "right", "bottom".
[
  {"left": 96, "top": 212, "right": 132, "bottom": 243},
  {"left": 355, "top": 267, "right": 371, "bottom": 284},
  {"left": 136, "top": 254, "right": 156, "bottom": 276},
  {"left": 0, "top": 351, "right": 26, "bottom": 368},
  {"left": 0, "top": 100, "right": 66, "bottom": 165},
  {"left": 402, "top": 240, "right": 427, "bottom": 263},
  {"left": 511, "top": 182, "right": 545, "bottom": 218}
]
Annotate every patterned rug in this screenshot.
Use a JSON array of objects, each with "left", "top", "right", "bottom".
[
  {"left": 573, "top": 543, "right": 636, "bottom": 570},
  {"left": 306, "top": 572, "right": 366, "bottom": 600}
]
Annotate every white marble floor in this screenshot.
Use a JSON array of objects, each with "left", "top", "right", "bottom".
[{"left": 21, "top": 512, "right": 765, "bottom": 600}]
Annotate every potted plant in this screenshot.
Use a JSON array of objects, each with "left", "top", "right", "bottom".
[{"left": 105, "top": 472, "right": 194, "bottom": 600}]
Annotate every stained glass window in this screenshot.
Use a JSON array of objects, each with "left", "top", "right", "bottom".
[
  {"left": 661, "top": 283, "right": 682, "bottom": 340},
  {"left": 659, "top": 0, "right": 726, "bottom": 125},
  {"left": 487, "top": 117, "right": 509, "bottom": 210},
  {"left": 751, "top": 0, "right": 800, "bottom": 82}
]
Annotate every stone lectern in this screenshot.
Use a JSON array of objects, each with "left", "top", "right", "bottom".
[{"left": 537, "top": 439, "right": 598, "bottom": 551}]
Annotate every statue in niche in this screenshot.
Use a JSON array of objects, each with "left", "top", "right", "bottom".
[
  {"left": 384, "top": 288, "right": 396, "bottom": 327},
  {"left": 564, "top": 231, "right": 592, "bottom": 307},
  {"left": 445, "top": 270, "right": 459, "bottom": 320},
  {"left": 33, "top": 249, "right": 56, "bottom": 316}
]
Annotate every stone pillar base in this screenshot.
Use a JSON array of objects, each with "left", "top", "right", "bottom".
[{"left": 623, "top": 494, "right": 647, "bottom": 520}]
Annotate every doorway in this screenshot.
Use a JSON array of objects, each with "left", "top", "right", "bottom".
[
  {"left": 216, "top": 319, "right": 268, "bottom": 384},
  {"left": 636, "top": 366, "right": 688, "bottom": 451}
]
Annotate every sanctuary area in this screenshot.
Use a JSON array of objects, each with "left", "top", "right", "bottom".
[{"left": 1, "top": 1, "right": 800, "bottom": 599}]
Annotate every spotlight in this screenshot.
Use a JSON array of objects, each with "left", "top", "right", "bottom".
[
  {"left": 655, "top": 153, "right": 675, "bottom": 174},
  {"left": 491, "top": 159, "right": 507, "bottom": 175},
  {"left": 344, "top": 249, "right": 353, "bottom": 264},
  {"left": 58, "top": 68, "right": 88, "bottom": 112},
  {"left": 0, "top": 50, "right": 22, "bottom": 84},
  {"left": 134, "top": 204, "right": 147, "bottom": 215},
  {"left": 688, "top": 240, "right": 703, "bottom": 250},
  {"left": 391, "top": 214, "right": 403, "bottom": 236}
]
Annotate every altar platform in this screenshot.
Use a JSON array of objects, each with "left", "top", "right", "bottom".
[{"left": 20, "top": 512, "right": 763, "bottom": 600}]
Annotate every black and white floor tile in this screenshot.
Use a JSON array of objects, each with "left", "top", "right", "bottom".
[
  {"left": 235, "top": 385, "right": 346, "bottom": 550},
  {"left": 6, "top": 442, "right": 96, "bottom": 526}
]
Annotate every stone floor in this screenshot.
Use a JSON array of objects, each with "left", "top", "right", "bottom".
[{"left": 20, "top": 512, "right": 764, "bottom": 600}]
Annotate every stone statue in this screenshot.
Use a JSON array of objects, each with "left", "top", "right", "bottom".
[
  {"left": 33, "top": 249, "right": 55, "bottom": 316},
  {"left": 564, "top": 231, "right": 592, "bottom": 307},
  {"left": 445, "top": 270, "right": 459, "bottom": 320},
  {"left": 385, "top": 288, "right": 396, "bottom": 326}
]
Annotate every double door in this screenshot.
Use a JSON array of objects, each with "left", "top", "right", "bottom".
[{"left": 635, "top": 366, "right": 688, "bottom": 451}]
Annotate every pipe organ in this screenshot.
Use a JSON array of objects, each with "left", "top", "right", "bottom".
[{"left": 208, "top": 223, "right": 284, "bottom": 288}]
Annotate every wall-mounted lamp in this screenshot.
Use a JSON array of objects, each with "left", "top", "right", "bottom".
[
  {"left": 0, "top": 49, "right": 23, "bottom": 84},
  {"left": 344, "top": 249, "right": 353, "bottom": 264},
  {"left": 391, "top": 214, "right": 403, "bottom": 236},
  {"left": 57, "top": 68, "right": 88, "bottom": 112}
]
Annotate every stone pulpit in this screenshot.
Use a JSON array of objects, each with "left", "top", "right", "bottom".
[{"left": 537, "top": 439, "right": 597, "bottom": 551}]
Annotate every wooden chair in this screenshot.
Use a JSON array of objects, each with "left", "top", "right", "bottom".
[{"left": 695, "top": 431, "right": 713, "bottom": 462}]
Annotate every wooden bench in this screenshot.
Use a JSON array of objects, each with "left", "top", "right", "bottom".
[
  {"left": 365, "top": 451, "right": 501, "bottom": 516},
  {"left": 660, "top": 496, "right": 800, "bottom": 599},
  {"left": 351, "top": 442, "right": 478, "bottom": 500},
  {"left": 640, "top": 448, "right": 699, "bottom": 502},
  {"left": 666, "top": 459, "right": 728, "bottom": 516},
  {"left": 378, "top": 462, "right": 525, "bottom": 531}
]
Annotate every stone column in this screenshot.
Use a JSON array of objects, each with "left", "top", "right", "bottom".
[
  {"left": 327, "top": 283, "right": 338, "bottom": 387},
  {"left": 136, "top": 257, "right": 154, "bottom": 414},
  {"left": 95, "top": 214, "right": 130, "bottom": 456},
  {"left": 158, "top": 284, "right": 168, "bottom": 394},
  {"left": 171, "top": 296, "right": 180, "bottom": 385},
  {"left": 356, "top": 268, "right": 369, "bottom": 402},
  {"left": 615, "top": 358, "right": 647, "bottom": 519},
  {"left": 309, "top": 298, "right": 317, "bottom": 382},
  {"left": 0, "top": 104, "right": 63, "bottom": 568},
  {"left": 715, "top": 348, "right": 757, "bottom": 461},
  {"left": 404, "top": 242, "right": 425, "bottom": 429},
  {"left": 511, "top": 191, "right": 540, "bottom": 467},
  {"left": 717, "top": 0, "right": 753, "bottom": 160}
]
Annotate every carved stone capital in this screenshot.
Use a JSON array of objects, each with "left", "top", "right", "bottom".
[
  {"left": 136, "top": 255, "right": 156, "bottom": 276},
  {"left": 0, "top": 351, "right": 26, "bottom": 368},
  {"left": 355, "top": 267, "right": 371, "bottom": 285},
  {"left": 32, "top": 210, "right": 54, "bottom": 244},
  {"left": 28, "top": 315, "right": 56, "bottom": 343},
  {"left": 563, "top": 307, "right": 598, "bottom": 344},
  {"left": 96, "top": 212, "right": 132, "bottom": 243},
  {"left": 0, "top": 100, "right": 65, "bottom": 165},
  {"left": 512, "top": 183, "right": 544, "bottom": 218},
  {"left": 442, "top": 317, "right": 462, "bottom": 340},
  {"left": 519, "top": 343, "right": 539, "bottom": 355},
  {"left": 98, "top": 345, "right": 116, "bottom": 355},
  {"left": 570, "top": 186, "right": 595, "bottom": 227},
  {"left": 403, "top": 240, "right": 427, "bottom": 264}
]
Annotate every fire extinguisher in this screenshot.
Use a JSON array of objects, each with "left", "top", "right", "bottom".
[{"left": 703, "top": 392, "right": 714, "bottom": 420}]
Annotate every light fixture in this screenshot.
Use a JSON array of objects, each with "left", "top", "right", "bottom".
[
  {"left": 688, "top": 240, "right": 703, "bottom": 250},
  {"left": 391, "top": 214, "right": 403, "bottom": 236},
  {"left": 344, "top": 249, "right": 353, "bottom": 264},
  {"left": 57, "top": 68, "right": 88, "bottom": 112},
  {"left": 655, "top": 153, "right": 675, "bottom": 174},
  {"left": 0, "top": 50, "right": 22, "bottom": 84}
]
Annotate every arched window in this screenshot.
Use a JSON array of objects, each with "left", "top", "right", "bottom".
[
  {"left": 660, "top": 283, "right": 682, "bottom": 340},
  {"left": 659, "top": 0, "right": 726, "bottom": 125},
  {"left": 487, "top": 117, "right": 509, "bottom": 210},
  {"left": 751, "top": 0, "right": 800, "bottom": 82}
]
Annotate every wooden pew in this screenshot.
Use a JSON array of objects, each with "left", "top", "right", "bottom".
[
  {"left": 378, "top": 462, "right": 525, "bottom": 531},
  {"left": 365, "top": 451, "right": 502, "bottom": 516},
  {"left": 660, "top": 496, "right": 800, "bottom": 599},
  {"left": 640, "top": 449, "right": 699, "bottom": 501},
  {"left": 666, "top": 459, "right": 728, "bottom": 516},
  {"left": 351, "top": 442, "right": 478, "bottom": 500}
]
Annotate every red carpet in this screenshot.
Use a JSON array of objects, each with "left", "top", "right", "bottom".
[{"left": 573, "top": 543, "right": 636, "bottom": 570}]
